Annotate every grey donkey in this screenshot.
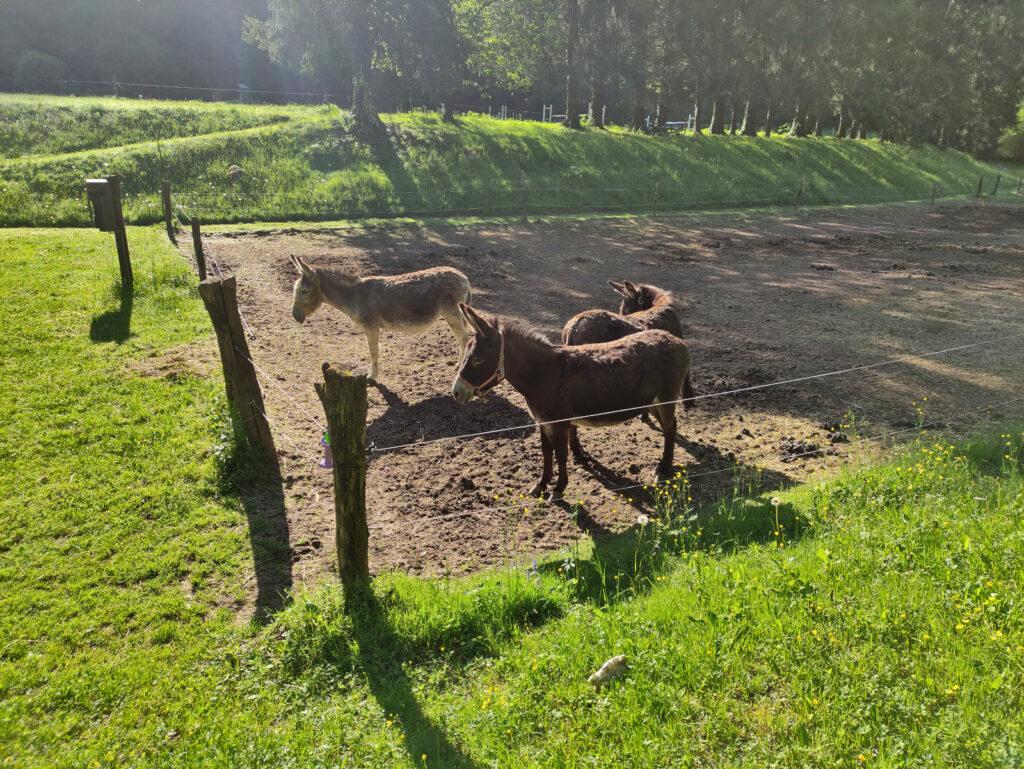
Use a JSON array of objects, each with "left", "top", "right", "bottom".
[{"left": 289, "top": 255, "right": 473, "bottom": 381}]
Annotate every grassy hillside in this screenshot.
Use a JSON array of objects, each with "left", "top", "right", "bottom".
[
  {"left": 0, "top": 93, "right": 1019, "bottom": 227},
  {"left": 1, "top": 227, "right": 1022, "bottom": 767}
]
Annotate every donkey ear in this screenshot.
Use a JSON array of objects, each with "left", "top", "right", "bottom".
[
  {"left": 292, "top": 255, "right": 315, "bottom": 278},
  {"left": 459, "top": 303, "right": 483, "bottom": 333},
  {"left": 461, "top": 303, "right": 495, "bottom": 335},
  {"left": 622, "top": 280, "right": 639, "bottom": 296},
  {"left": 608, "top": 280, "right": 628, "bottom": 297}
]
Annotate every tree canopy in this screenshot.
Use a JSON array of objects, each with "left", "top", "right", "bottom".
[{"left": 2, "top": 0, "right": 1021, "bottom": 154}]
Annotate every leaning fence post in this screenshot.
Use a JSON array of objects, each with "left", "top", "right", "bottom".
[
  {"left": 191, "top": 216, "right": 208, "bottom": 281},
  {"left": 992, "top": 174, "right": 1001, "bottom": 196},
  {"left": 976, "top": 175, "right": 984, "bottom": 198},
  {"left": 106, "top": 174, "right": 133, "bottom": 291},
  {"left": 198, "top": 276, "right": 275, "bottom": 458},
  {"left": 315, "top": 364, "right": 369, "bottom": 586},
  {"left": 161, "top": 180, "right": 174, "bottom": 241}
]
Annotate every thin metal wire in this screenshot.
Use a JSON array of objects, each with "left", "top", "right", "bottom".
[
  {"left": 368, "top": 331, "right": 1024, "bottom": 454},
  {"left": 233, "top": 344, "right": 327, "bottom": 432}
]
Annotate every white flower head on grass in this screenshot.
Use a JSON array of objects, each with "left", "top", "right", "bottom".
[{"left": 636, "top": 513, "right": 650, "bottom": 526}]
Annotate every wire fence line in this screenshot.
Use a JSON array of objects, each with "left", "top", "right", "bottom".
[{"left": 364, "top": 330, "right": 1024, "bottom": 455}]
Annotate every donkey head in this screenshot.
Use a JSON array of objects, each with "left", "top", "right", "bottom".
[
  {"left": 608, "top": 280, "right": 651, "bottom": 314},
  {"left": 452, "top": 304, "right": 503, "bottom": 404},
  {"left": 290, "top": 255, "right": 323, "bottom": 323}
]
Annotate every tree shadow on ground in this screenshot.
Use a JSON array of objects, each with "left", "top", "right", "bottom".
[
  {"left": 367, "top": 386, "right": 533, "bottom": 457},
  {"left": 225, "top": 450, "right": 293, "bottom": 622},
  {"left": 89, "top": 283, "right": 133, "bottom": 343},
  {"left": 345, "top": 582, "right": 480, "bottom": 769}
]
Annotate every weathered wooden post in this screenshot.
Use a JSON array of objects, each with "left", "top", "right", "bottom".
[
  {"left": 931, "top": 183, "right": 938, "bottom": 205},
  {"left": 992, "top": 174, "right": 1001, "bottom": 196},
  {"left": 795, "top": 179, "right": 805, "bottom": 207},
  {"left": 198, "top": 276, "right": 275, "bottom": 458},
  {"left": 976, "top": 175, "right": 984, "bottom": 198},
  {"left": 652, "top": 179, "right": 660, "bottom": 215},
  {"left": 315, "top": 363, "right": 369, "bottom": 586},
  {"left": 108, "top": 175, "right": 133, "bottom": 290},
  {"left": 161, "top": 180, "right": 174, "bottom": 241},
  {"left": 190, "top": 216, "right": 208, "bottom": 281},
  {"left": 1017, "top": 178, "right": 1022, "bottom": 196}
]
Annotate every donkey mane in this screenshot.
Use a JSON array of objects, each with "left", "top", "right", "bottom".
[
  {"left": 497, "top": 317, "right": 554, "bottom": 348},
  {"left": 316, "top": 266, "right": 360, "bottom": 285}
]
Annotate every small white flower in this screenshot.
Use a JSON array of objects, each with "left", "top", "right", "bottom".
[
  {"left": 771, "top": 497, "right": 782, "bottom": 507},
  {"left": 636, "top": 514, "right": 649, "bottom": 525}
]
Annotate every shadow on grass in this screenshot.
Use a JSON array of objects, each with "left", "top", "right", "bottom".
[
  {"left": 344, "top": 582, "right": 482, "bottom": 769},
  {"left": 221, "top": 441, "right": 293, "bottom": 622},
  {"left": 89, "top": 282, "right": 133, "bottom": 343}
]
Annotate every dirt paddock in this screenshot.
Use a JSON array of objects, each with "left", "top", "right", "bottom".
[{"left": 198, "top": 200, "right": 1024, "bottom": 596}]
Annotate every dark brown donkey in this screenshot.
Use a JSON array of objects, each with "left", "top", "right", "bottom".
[
  {"left": 452, "top": 305, "right": 693, "bottom": 501},
  {"left": 562, "top": 280, "right": 694, "bottom": 456}
]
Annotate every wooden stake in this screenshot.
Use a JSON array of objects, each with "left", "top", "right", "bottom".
[
  {"left": 931, "top": 183, "right": 938, "bottom": 205},
  {"left": 198, "top": 276, "right": 275, "bottom": 458},
  {"left": 992, "top": 174, "right": 1001, "bottom": 196},
  {"left": 161, "top": 180, "right": 174, "bottom": 241},
  {"left": 795, "top": 179, "right": 805, "bottom": 207},
  {"left": 107, "top": 175, "right": 132, "bottom": 290},
  {"left": 191, "top": 216, "right": 208, "bottom": 281},
  {"left": 976, "top": 175, "right": 984, "bottom": 198},
  {"left": 315, "top": 364, "right": 369, "bottom": 586},
  {"left": 520, "top": 171, "right": 529, "bottom": 224}
]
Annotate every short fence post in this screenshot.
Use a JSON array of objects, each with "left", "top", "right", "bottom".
[
  {"left": 191, "top": 216, "right": 208, "bottom": 281},
  {"left": 976, "top": 175, "right": 984, "bottom": 198},
  {"left": 520, "top": 171, "right": 529, "bottom": 224},
  {"left": 652, "top": 179, "right": 660, "bottom": 215},
  {"left": 795, "top": 179, "right": 805, "bottom": 207},
  {"left": 107, "top": 174, "right": 133, "bottom": 290},
  {"left": 315, "top": 363, "right": 369, "bottom": 587},
  {"left": 992, "top": 174, "right": 1001, "bottom": 196},
  {"left": 161, "top": 180, "right": 174, "bottom": 241},
  {"left": 931, "top": 183, "right": 938, "bottom": 205},
  {"left": 1017, "top": 178, "right": 1022, "bottom": 196},
  {"left": 197, "top": 276, "right": 275, "bottom": 458}
]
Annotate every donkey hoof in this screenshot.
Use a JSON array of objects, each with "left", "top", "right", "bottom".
[
  {"left": 528, "top": 483, "right": 547, "bottom": 498},
  {"left": 547, "top": 489, "right": 566, "bottom": 503}
]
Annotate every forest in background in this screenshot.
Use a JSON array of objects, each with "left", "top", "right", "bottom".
[{"left": 1, "top": 1, "right": 1022, "bottom": 157}]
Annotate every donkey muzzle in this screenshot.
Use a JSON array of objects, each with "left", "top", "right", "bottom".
[
  {"left": 452, "top": 377, "right": 476, "bottom": 404},
  {"left": 291, "top": 307, "right": 306, "bottom": 324}
]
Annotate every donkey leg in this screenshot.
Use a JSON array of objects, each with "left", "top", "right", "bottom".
[
  {"left": 364, "top": 326, "right": 380, "bottom": 381},
  {"left": 550, "top": 426, "right": 571, "bottom": 501},
  {"left": 528, "top": 429, "right": 554, "bottom": 498},
  {"left": 569, "top": 425, "right": 585, "bottom": 460},
  {"left": 652, "top": 404, "right": 677, "bottom": 479}
]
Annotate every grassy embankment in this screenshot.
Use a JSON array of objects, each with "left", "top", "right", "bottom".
[
  {"left": 1, "top": 225, "right": 1022, "bottom": 767},
  {"left": 1, "top": 93, "right": 1020, "bottom": 227}
]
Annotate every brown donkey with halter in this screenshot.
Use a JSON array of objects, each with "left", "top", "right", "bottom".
[
  {"left": 452, "top": 304, "right": 693, "bottom": 501},
  {"left": 562, "top": 280, "right": 694, "bottom": 456}
]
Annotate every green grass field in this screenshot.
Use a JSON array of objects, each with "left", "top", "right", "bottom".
[
  {"left": 1, "top": 93, "right": 1020, "bottom": 228},
  {"left": 1, "top": 225, "right": 1023, "bottom": 767}
]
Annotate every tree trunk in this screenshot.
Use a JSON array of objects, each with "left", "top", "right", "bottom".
[
  {"left": 762, "top": 107, "right": 772, "bottom": 138},
  {"left": 786, "top": 100, "right": 801, "bottom": 137},
  {"left": 740, "top": 99, "right": 757, "bottom": 136},
  {"left": 565, "top": 0, "right": 581, "bottom": 129},
  {"left": 835, "top": 109, "right": 847, "bottom": 139},
  {"left": 693, "top": 99, "right": 703, "bottom": 136},
  {"left": 709, "top": 99, "right": 724, "bottom": 134},
  {"left": 812, "top": 115, "right": 821, "bottom": 137},
  {"left": 728, "top": 104, "right": 736, "bottom": 135},
  {"left": 591, "top": 87, "right": 606, "bottom": 128},
  {"left": 347, "top": 0, "right": 384, "bottom": 137},
  {"left": 857, "top": 124, "right": 866, "bottom": 140},
  {"left": 655, "top": 92, "right": 668, "bottom": 132}
]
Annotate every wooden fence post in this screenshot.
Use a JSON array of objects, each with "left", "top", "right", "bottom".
[
  {"left": 652, "top": 179, "right": 660, "bottom": 215},
  {"left": 795, "top": 179, "right": 805, "bottom": 207},
  {"left": 315, "top": 364, "right": 369, "bottom": 586},
  {"left": 976, "top": 175, "right": 984, "bottom": 198},
  {"left": 1017, "top": 178, "right": 1022, "bottom": 196},
  {"left": 992, "top": 174, "right": 1001, "bottom": 196},
  {"left": 190, "top": 216, "right": 208, "bottom": 281},
  {"left": 198, "top": 276, "right": 275, "bottom": 458},
  {"left": 107, "top": 175, "right": 133, "bottom": 290},
  {"left": 931, "top": 183, "right": 938, "bottom": 205},
  {"left": 161, "top": 180, "right": 174, "bottom": 241}
]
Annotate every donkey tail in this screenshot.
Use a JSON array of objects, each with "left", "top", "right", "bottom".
[{"left": 682, "top": 370, "right": 697, "bottom": 411}]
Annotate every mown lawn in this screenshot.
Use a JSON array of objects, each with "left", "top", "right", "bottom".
[
  {"left": 1, "top": 227, "right": 1022, "bottom": 768},
  {"left": 0, "top": 94, "right": 1018, "bottom": 227}
]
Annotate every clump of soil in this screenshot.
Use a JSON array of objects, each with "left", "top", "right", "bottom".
[{"left": 127, "top": 341, "right": 218, "bottom": 381}]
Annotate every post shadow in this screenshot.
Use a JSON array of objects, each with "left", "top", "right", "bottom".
[
  {"left": 225, "top": 452, "right": 293, "bottom": 622},
  {"left": 344, "top": 582, "right": 479, "bottom": 769},
  {"left": 89, "top": 282, "right": 134, "bottom": 343}
]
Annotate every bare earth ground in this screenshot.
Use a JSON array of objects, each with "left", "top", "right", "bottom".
[{"left": 185, "top": 201, "right": 1024, "bottom": 601}]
